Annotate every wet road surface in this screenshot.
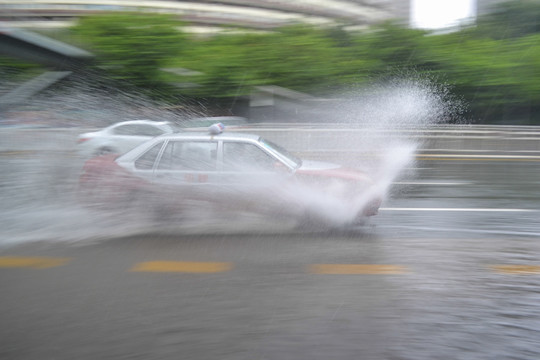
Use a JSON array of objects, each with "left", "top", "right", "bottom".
[{"left": 1, "top": 140, "right": 540, "bottom": 359}]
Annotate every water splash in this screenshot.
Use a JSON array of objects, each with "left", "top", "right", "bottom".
[
  {"left": 335, "top": 77, "right": 464, "bottom": 127},
  {"left": 0, "top": 76, "right": 463, "bottom": 245}
]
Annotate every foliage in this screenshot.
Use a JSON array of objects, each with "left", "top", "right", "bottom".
[
  {"left": 0, "top": 56, "right": 42, "bottom": 80},
  {"left": 475, "top": 0, "right": 540, "bottom": 39},
  {"left": 173, "top": 25, "right": 345, "bottom": 97},
  {"left": 5, "top": 1, "right": 540, "bottom": 123},
  {"left": 69, "top": 12, "right": 187, "bottom": 89}
]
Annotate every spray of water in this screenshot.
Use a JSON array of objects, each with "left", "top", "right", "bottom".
[
  {"left": 277, "top": 76, "right": 464, "bottom": 224},
  {"left": 0, "top": 76, "right": 463, "bottom": 246}
]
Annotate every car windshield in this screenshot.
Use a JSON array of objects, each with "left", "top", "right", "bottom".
[
  {"left": 167, "top": 122, "right": 185, "bottom": 132},
  {"left": 259, "top": 138, "right": 302, "bottom": 169}
]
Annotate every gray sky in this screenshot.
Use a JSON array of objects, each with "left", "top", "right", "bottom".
[{"left": 411, "top": 0, "right": 476, "bottom": 29}]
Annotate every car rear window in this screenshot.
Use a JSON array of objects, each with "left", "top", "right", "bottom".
[{"left": 114, "top": 124, "right": 165, "bottom": 136}]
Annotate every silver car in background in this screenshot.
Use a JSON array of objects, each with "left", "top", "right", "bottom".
[
  {"left": 79, "top": 127, "right": 382, "bottom": 226},
  {"left": 77, "top": 120, "right": 177, "bottom": 157}
]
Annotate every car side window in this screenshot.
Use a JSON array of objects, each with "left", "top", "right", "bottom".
[
  {"left": 113, "top": 124, "right": 165, "bottom": 136},
  {"left": 158, "top": 141, "right": 217, "bottom": 171},
  {"left": 113, "top": 125, "right": 138, "bottom": 135},
  {"left": 223, "top": 142, "right": 276, "bottom": 171},
  {"left": 134, "top": 142, "right": 163, "bottom": 170},
  {"left": 136, "top": 125, "right": 166, "bottom": 136}
]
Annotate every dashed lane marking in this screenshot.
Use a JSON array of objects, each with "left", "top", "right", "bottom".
[
  {"left": 3, "top": 257, "right": 540, "bottom": 276},
  {"left": 308, "top": 264, "right": 407, "bottom": 275},
  {"left": 490, "top": 265, "right": 540, "bottom": 274},
  {"left": 0, "top": 150, "right": 36, "bottom": 157},
  {"left": 0, "top": 256, "right": 71, "bottom": 269},
  {"left": 130, "top": 261, "right": 233, "bottom": 273}
]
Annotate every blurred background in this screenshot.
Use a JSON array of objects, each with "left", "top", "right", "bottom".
[
  {"left": 2, "top": 2, "right": 540, "bottom": 360},
  {"left": 1, "top": 0, "right": 539, "bottom": 125}
]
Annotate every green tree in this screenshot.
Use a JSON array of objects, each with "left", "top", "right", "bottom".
[
  {"left": 0, "top": 56, "right": 42, "bottom": 81},
  {"left": 362, "top": 22, "right": 430, "bottom": 70},
  {"left": 41, "top": 4, "right": 540, "bottom": 124},
  {"left": 421, "top": 21, "right": 540, "bottom": 122},
  {"left": 476, "top": 0, "right": 540, "bottom": 39},
  {"left": 173, "top": 25, "right": 346, "bottom": 98},
  {"left": 70, "top": 13, "right": 187, "bottom": 89}
]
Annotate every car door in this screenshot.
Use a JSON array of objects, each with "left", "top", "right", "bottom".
[
  {"left": 130, "top": 140, "right": 166, "bottom": 182},
  {"left": 152, "top": 139, "right": 220, "bottom": 201},
  {"left": 220, "top": 140, "right": 290, "bottom": 191},
  {"left": 217, "top": 140, "right": 294, "bottom": 213}
]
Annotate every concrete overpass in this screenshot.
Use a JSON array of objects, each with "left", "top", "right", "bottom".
[
  {"left": 0, "top": 25, "right": 93, "bottom": 68},
  {"left": 0, "top": 1, "right": 409, "bottom": 34}
]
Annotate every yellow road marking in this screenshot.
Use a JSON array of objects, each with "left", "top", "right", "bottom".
[
  {"left": 0, "top": 151, "right": 35, "bottom": 157},
  {"left": 0, "top": 256, "right": 71, "bottom": 269},
  {"left": 309, "top": 264, "right": 407, "bottom": 274},
  {"left": 130, "top": 261, "right": 232, "bottom": 273},
  {"left": 491, "top": 265, "right": 540, "bottom": 274}
]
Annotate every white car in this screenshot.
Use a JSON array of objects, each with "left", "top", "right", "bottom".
[
  {"left": 77, "top": 120, "right": 177, "bottom": 157},
  {"left": 79, "top": 125, "right": 382, "bottom": 226}
]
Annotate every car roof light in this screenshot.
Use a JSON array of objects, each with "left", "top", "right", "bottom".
[{"left": 208, "top": 123, "right": 225, "bottom": 135}]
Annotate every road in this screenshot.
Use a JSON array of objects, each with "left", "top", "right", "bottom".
[{"left": 1, "top": 128, "right": 540, "bottom": 359}]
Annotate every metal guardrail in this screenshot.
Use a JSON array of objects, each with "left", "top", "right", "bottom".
[
  {"left": 1, "top": 125, "right": 540, "bottom": 160},
  {"left": 236, "top": 124, "right": 540, "bottom": 155}
]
